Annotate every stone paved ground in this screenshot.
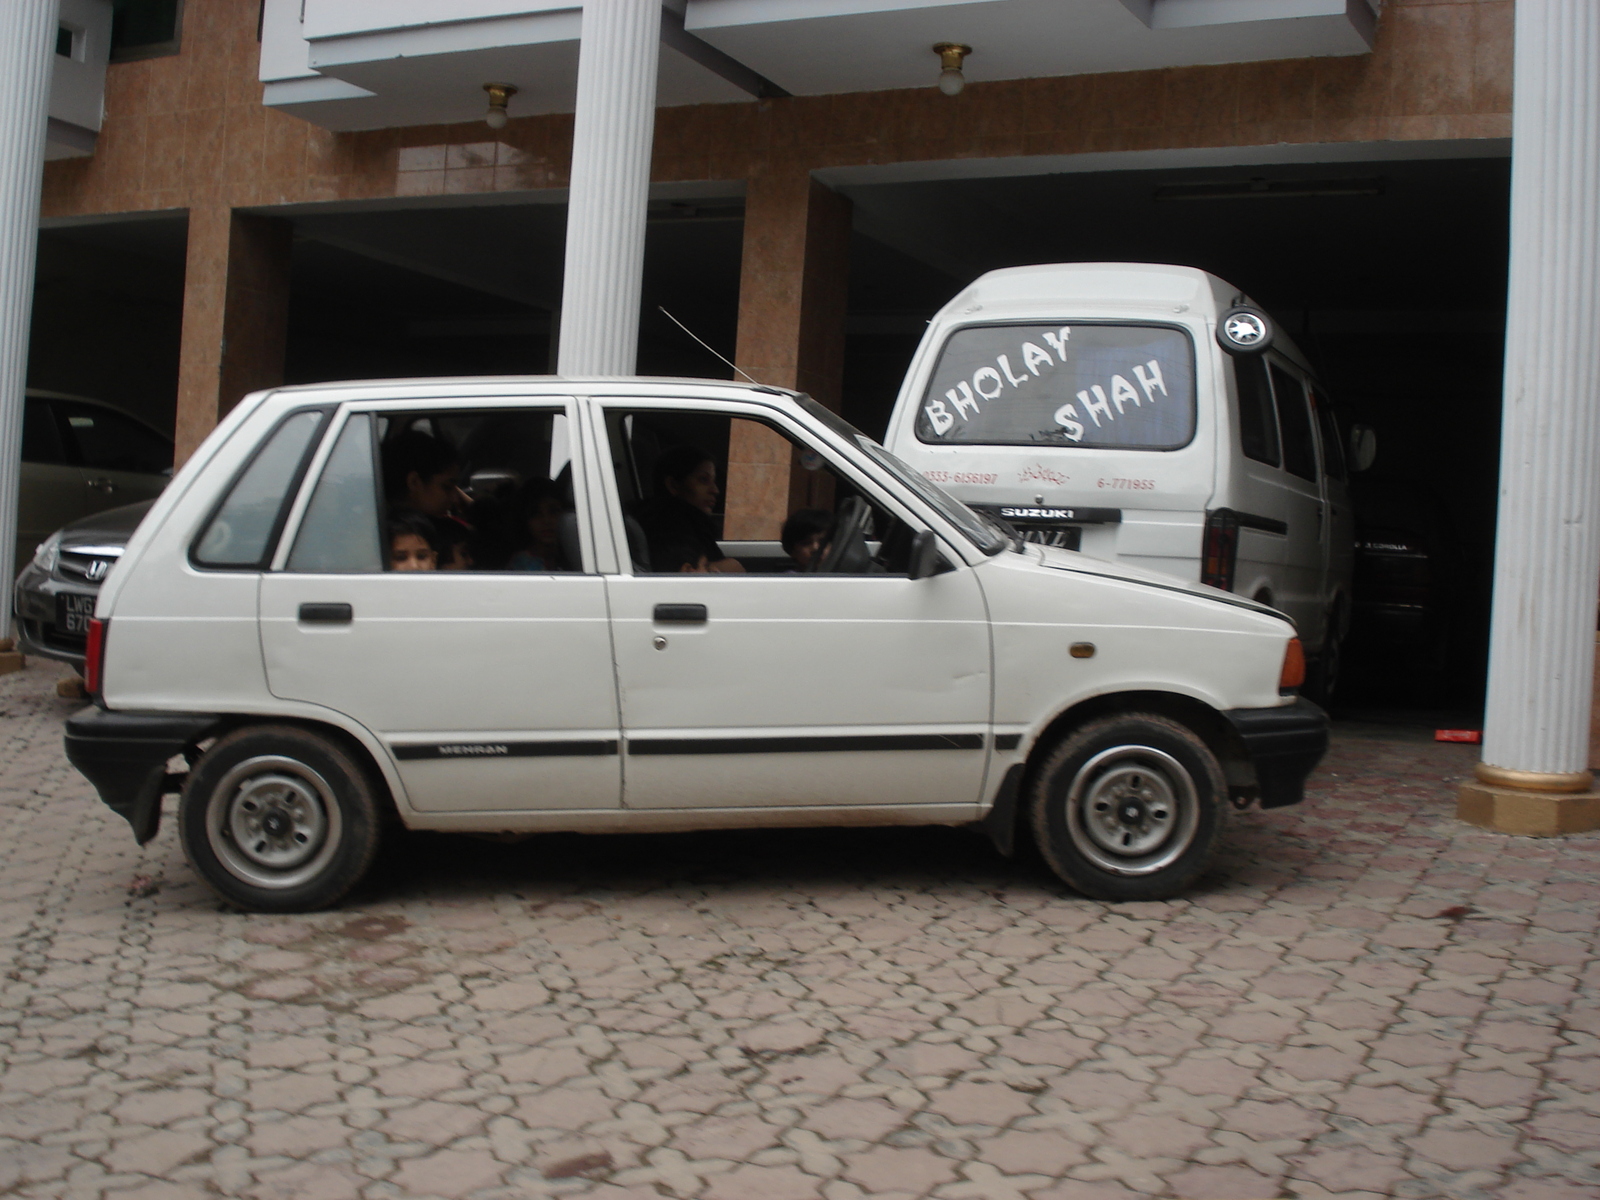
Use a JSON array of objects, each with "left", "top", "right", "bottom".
[{"left": 0, "top": 658, "right": 1597, "bottom": 1200}]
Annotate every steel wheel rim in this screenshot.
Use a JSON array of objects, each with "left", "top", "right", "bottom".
[
  {"left": 205, "top": 755, "right": 343, "bottom": 890},
  {"left": 1065, "top": 744, "right": 1199, "bottom": 876}
]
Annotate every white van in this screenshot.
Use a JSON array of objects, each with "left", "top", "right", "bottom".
[{"left": 884, "top": 263, "right": 1367, "bottom": 693}]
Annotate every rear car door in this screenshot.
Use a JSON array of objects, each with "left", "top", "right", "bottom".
[
  {"left": 257, "top": 400, "right": 622, "bottom": 814},
  {"left": 54, "top": 399, "right": 172, "bottom": 514}
]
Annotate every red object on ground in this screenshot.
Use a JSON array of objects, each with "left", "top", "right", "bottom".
[{"left": 1435, "top": 729, "right": 1482, "bottom": 743}]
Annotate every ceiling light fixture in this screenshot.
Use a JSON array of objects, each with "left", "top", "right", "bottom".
[
  {"left": 483, "top": 82, "right": 517, "bottom": 130},
  {"left": 933, "top": 43, "right": 971, "bottom": 96}
]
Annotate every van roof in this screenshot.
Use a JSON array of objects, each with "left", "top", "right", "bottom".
[{"left": 942, "top": 262, "right": 1243, "bottom": 315}]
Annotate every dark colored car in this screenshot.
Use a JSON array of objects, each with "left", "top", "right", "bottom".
[{"left": 13, "top": 500, "right": 153, "bottom": 668}]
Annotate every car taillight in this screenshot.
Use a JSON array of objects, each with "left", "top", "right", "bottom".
[
  {"left": 85, "top": 618, "right": 106, "bottom": 696},
  {"left": 1279, "top": 637, "right": 1305, "bottom": 693},
  {"left": 1201, "top": 509, "right": 1239, "bottom": 591}
]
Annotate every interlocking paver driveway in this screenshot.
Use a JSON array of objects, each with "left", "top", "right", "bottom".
[{"left": 0, "top": 659, "right": 1596, "bottom": 1200}]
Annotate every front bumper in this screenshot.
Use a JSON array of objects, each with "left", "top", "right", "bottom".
[
  {"left": 13, "top": 561, "right": 93, "bottom": 667},
  {"left": 1224, "top": 698, "right": 1329, "bottom": 809},
  {"left": 64, "top": 708, "right": 221, "bottom": 843}
]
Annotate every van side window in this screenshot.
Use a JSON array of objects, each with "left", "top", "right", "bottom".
[
  {"left": 1311, "top": 387, "right": 1346, "bottom": 482},
  {"left": 193, "top": 411, "right": 325, "bottom": 569},
  {"left": 1234, "top": 357, "right": 1279, "bottom": 467},
  {"left": 288, "top": 414, "right": 382, "bottom": 573},
  {"left": 1269, "top": 365, "right": 1318, "bottom": 482}
]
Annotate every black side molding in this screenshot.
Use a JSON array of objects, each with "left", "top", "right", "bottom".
[
  {"left": 1224, "top": 697, "right": 1329, "bottom": 808},
  {"left": 1213, "top": 507, "right": 1289, "bottom": 536},
  {"left": 64, "top": 709, "right": 222, "bottom": 844}
]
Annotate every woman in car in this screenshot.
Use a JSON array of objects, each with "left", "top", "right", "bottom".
[{"left": 635, "top": 446, "right": 744, "bottom": 573}]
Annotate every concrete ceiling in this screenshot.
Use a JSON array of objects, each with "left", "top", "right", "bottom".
[{"left": 262, "top": 0, "right": 1377, "bottom": 132}]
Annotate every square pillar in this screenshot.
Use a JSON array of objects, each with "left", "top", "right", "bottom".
[
  {"left": 175, "top": 208, "right": 292, "bottom": 464},
  {"left": 725, "top": 173, "right": 851, "bottom": 541}
]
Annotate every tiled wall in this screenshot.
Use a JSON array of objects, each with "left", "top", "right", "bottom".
[{"left": 42, "top": 0, "right": 1512, "bottom": 223}]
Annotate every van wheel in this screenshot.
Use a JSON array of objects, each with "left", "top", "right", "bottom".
[
  {"left": 1216, "top": 305, "right": 1274, "bottom": 355},
  {"left": 1306, "top": 627, "right": 1343, "bottom": 706},
  {"left": 179, "top": 725, "right": 382, "bottom": 912},
  {"left": 1028, "top": 713, "right": 1225, "bottom": 902}
]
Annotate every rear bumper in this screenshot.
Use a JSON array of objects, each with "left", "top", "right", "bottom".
[
  {"left": 1224, "top": 698, "right": 1329, "bottom": 809},
  {"left": 64, "top": 708, "right": 221, "bottom": 844}
]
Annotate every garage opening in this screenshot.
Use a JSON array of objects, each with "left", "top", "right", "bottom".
[
  {"left": 836, "top": 154, "right": 1511, "bottom": 721},
  {"left": 284, "top": 191, "right": 745, "bottom": 386}
]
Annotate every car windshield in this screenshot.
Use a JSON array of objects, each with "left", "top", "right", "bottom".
[
  {"left": 916, "top": 322, "right": 1197, "bottom": 449},
  {"left": 857, "top": 438, "right": 1010, "bottom": 555}
]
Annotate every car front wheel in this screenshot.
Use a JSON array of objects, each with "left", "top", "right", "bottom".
[
  {"left": 1029, "top": 713, "right": 1226, "bottom": 901},
  {"left": 179, "top": 725, "right": 382, "bottom": 912}
]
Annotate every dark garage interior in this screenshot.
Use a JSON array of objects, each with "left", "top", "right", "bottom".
[{"left": 25, "top": 155, "right": 1509, "bottom": 720}]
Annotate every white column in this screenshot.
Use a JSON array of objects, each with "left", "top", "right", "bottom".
[
  {"left": 1479, "top": 0, "right": 1600, "bottom": 787},
  {"left": 556, "top": 0, "right": 661, "bottom": 376},
  {"left": 0, "top": 1, "right": 56, "bottom": 638}
]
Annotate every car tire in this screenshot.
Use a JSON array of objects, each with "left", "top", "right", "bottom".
[
  {"left": 1028, "top": 713, "right": 1226, "bottom": 902},
  {"left": 1216, "top": 305, "right": 1275, "bottom": 356},
  {"left": 179, "top": 725, "right": 383, "bottom": 912}
]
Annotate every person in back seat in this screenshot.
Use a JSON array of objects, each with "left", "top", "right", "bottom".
[{"left": 506, "top": 479, "right": 569, "bottom": 572}]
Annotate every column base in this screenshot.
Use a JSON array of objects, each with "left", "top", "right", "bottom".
[
  {"left": 0, "top": 638, "right": 21, "bottom": 676},
  {"left": 1458, "top": 780, "right": 1600, "bottom": 836}
]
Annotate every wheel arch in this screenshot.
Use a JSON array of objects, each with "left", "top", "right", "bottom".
[
  {"left": 1018, "top": 689, "right": 1254, "bottom": 812},
  {"left": 187, "top": 712, "right": 404, "bottom": 826}
]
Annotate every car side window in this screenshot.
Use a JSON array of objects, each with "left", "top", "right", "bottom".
[
  {"left": 22, "top": 398, "right": 67, "bottom": 465},
  {"left": 1233, "top": 357, "right": 1280, "bottom": 467},
  {"left": 1269, "top": 365, "right": 1318, "bottom": 482},
  {"left": 287, "top": 414, "right": 383, "bottom": 573},
  {"left": 291, "top": 407, "right": 586, "bottom": 574},
  {"left": 193, "top": 410, "right": 326, "bottom": 569},
  {"left": 56, "top": 399, "right": 173, "bottom": 475},
  {"left": 604, "top": 407, "right": 922, "bottom": 575}
]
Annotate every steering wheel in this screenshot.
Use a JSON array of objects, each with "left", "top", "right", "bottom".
[{"left": 809, "top": 497, "right": 874, "bottom": 574}]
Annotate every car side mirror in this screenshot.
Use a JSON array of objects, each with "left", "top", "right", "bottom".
[
  {"left": 908, "top": 529, "right": 944, "bottom": 580},
  {"left": 1348, "top": 424, "right": 1377, "bottom": 473}
]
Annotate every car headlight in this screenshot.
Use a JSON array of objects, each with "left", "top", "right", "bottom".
[{"left": 32, "top": 532, "right": 60, "bottom": 575}]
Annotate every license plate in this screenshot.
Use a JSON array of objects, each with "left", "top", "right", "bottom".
[
  {"left": 56, "top": 592, "right": 96, "bottom": 636},
  {"left": 1020, "top": 526, "right": 1082, "bottom": 551}
]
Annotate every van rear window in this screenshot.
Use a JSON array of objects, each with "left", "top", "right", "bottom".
[{"left": 915, "top": 323, "right": 1196, "bottom": 449}]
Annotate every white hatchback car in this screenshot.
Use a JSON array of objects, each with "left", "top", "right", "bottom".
[{"left": 64, "top": 378, "right": 1326, "bottom": 911}]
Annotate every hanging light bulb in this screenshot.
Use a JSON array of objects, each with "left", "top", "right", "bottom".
[
  {"left": 483, "top": 82, "right": 517, "bottom": 130},
  {"left": 933, "top": 43, "right": 971, "bottom": 96}
]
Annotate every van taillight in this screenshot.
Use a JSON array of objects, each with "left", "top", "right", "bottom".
[
  {"left": 1201, "top": 510, "right": 1239, "bottom": 591},
  {"left": 85, "top": 618, "right": 106, "bottom": 695}
]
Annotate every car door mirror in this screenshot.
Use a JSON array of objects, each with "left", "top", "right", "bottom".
[
  {"left": 1348, "top": 424, "right": 1378, "bottom": 473},
  {"left": 908, "top": 528, "right": 944, "bottom": 580}
]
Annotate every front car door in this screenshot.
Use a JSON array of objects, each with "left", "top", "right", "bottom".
[
  {"left": 257, "top": 398, "right": 621, "bottom": 814},
  {"left": 585, "top": 396, "right": 993, "bottom": 815}
]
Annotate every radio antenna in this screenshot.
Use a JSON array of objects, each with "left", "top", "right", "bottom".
[{"left": 658, "top": 306, "right": 760, "bottom": 386}]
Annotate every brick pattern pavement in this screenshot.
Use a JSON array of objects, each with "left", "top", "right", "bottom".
[{"left": 0, "top": 658, "right": 1597, "bottom": 1200}]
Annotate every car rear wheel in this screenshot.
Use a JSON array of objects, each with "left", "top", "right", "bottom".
[
  {"left": 179, "top": 725, "right": 382, "bottom": 912},
  {"left": 1029, "top": 713, "right": 1225, "bottom": 901}
]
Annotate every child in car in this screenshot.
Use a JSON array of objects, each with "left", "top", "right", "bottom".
[
  {"left": 388, "top": 513, "right": 438, "bottom": 572},
  {"left": 505, "top": 479, "right": 568, "bottom": 571}
]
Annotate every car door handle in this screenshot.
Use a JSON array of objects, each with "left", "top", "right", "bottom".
[
  {"left": 298, "top": 603, "right": 353, "bottom": 624},
  {"left": 653, "top": 603, "right": 707, "bottom": 623}
]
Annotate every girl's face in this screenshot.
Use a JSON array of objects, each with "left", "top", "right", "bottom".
[
  {"left": 667, "top": 460, "right": 719, "bottom": 514},
  {"left": 390, "top": 533, "right": 437, "bottom": 571},
  {"left": 528, "top": 497, "right": 563, "bottom": 546}
]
